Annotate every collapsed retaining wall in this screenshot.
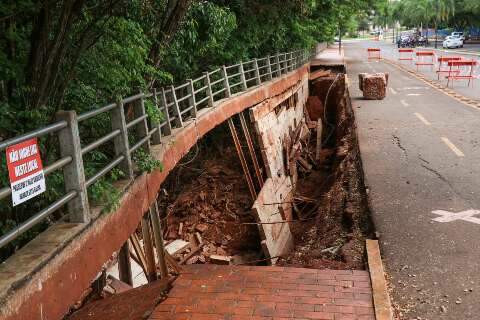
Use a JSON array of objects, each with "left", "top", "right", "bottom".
[
  {"left": 250, "top": 72, "right": 309, "bottom": 262},
  {"left": 0, "top": 66, "right": 309, "bottom": 320}
]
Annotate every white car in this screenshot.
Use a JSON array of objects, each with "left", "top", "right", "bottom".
[
  {"left": 451, "top": 32, "right": 465, "bottom": 41},
  {"left": 443, "top": 36, "right": 464, "bottom": 49}
]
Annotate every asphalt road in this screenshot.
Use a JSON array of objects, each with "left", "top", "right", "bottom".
[
  {"left": 345, "top": 41, "right": 480, "bottom": 319},
  {"left": 347, "top": 40, "right": 480, "bottom": 102}
]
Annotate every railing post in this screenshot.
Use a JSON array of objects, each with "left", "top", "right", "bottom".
[
  {"left": 222, "top": 66, "right": 231, "bottom": 98},
  {"left": 151, "top": 88, "right": 162, "bottom": 145},
  {"left": 204, "top": 72, "right": 214, "bottom": 108},
  {"left": 239, "top": 62, "right": 248, "bottom": 91},
  {"left": 266, "top": 55, "right": 273, "bottom": 80},
  {"left": 287, "top": 52, "right": 291, "bottom": 71},
  {"left": 170, "top": 85, "right": 184, "bottom": 128},
  {"left": 275, "top": 53, "right": 281, "bottom": 77},
  {"left": 55, "top": 110, "right": 90, "bottom": 223},
  {"left": 111, "top": 100, "right": 134, "bottom": 179},
  {"left": 186, "top": 79, "right": 197, "bottom": 118},
  {"left": 134, "top": 92, "right": 151, "bottom": 152},
  {"left": 253, "top": 58, "right": 261, "bottom": 85},
  {"left": 160, "top": 88, "right": 173, "bottom": 136}
]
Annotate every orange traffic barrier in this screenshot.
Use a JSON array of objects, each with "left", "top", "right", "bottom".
[
  {"left": 367, "top": 48, "right": 381, "bottom": 60},
  {"left": 446, "top": 60, "right": 478, "bottom": 87},
  {"left": 398, "top": 48, "right": 414, "bottom": 62},
  {"left": 436, "top": 56, "right": 462, "bottom": 80},
  {"left": 415, "top": 51, "right": 435, "bottom": 71}
]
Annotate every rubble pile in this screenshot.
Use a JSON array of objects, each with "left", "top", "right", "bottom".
[
  {"left": 160, "top": 147, "right": 261, "bottom": 266},
  {"left": 359, "top": 72, "right": 389, "bottom": 100},
  {"left": 278, "top": 74, "right": 373, "bottom": 270}
]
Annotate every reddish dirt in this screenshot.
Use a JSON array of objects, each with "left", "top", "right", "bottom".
[
  {"left": 159, "top": 75, "right": 373, "bottom": 269},
  {"left": 278, "top": 75, "right": 373, "bottom": 270},
  {"left": 159, "top": 132, "right": 262, "bottom": 264}
]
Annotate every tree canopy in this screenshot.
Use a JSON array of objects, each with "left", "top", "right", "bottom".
[{"left": 0, "top": 0, "right": 380, "bottom": 260}]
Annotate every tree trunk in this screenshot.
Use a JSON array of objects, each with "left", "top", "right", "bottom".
[{"left": 147, "top": 0, "right": 192, "bottom": 86}]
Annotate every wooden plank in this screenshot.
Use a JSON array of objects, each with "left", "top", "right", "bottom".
[
  {"left": 179, "top": 244, "right": 204, "bottom": 264},
  {"left": 309, "top": 69, "right": 331, "bottom": 80},
  {"left": 164, "top": 251, "right": 183, "bottom": 273},
  {"left": 130, "top": 234, "right": 148, "bottom": 276},
  {"left": 315, "top": 120, "right": 323, "bottom": 161},
  {"left": 141, "top": 215, "right": 157, "bottom": 282},
  {"left": 366, "top": 239, "right": 393, "bottom": 320}
]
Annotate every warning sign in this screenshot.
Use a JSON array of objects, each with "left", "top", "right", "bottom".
[{"left": 6, "top": 138, "right": 46, "bottom": 206}]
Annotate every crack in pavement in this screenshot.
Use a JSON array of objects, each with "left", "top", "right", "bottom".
[
  {"left": 420, "top": 163, "right": 471, "bottom": 206},
  {"left": 421, "top": 164, "right": 451, "bottom": 185},
  {"left": 392, "top": 134, "right": 408, "bottom": 159},
  {"left": 418, "top": 155, "right": 430, "bottom": 164}
]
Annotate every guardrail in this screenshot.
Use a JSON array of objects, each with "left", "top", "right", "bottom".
[{"left": 0, "top": 49, "right": 313, "bottom": 250}]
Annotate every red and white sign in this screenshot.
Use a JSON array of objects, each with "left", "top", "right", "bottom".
[{"left": 6, "top": 138, "right": 46, "bottom": 206}]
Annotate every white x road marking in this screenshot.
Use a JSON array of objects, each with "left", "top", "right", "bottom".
[{"left": 432, "top": 209, "right": 480, "bottom": 224}]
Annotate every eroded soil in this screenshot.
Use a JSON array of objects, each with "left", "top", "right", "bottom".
[{"left": 162, "top": 74, "right": 373, "bottom": 269}]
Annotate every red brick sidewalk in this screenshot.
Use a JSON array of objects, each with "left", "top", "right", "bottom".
[{"left": 149, "top": 265, "right": 374, "bottom": 320}]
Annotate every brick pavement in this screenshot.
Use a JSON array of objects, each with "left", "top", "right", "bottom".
[{"left": 149, "top": 264, "right": 374, "bottom": 320}]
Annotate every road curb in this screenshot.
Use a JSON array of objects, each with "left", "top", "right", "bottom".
[{"left": 366, "top": 239, "right": 394, "bottom": 320}]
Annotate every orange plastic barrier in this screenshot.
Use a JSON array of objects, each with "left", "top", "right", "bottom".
[
  {"left": 415, "top": 51, "right": 435, "bottom": 71},
  {"left": 398, "top": 48, "right": 414, "bottom": 62},
  {"left": 436, "top": 56, "right": 462, "bottom": 80},
  {"left": 367, "top": 48, "right": 381, "bottom": 60},
  {"left": 446, "top": 60, "right": 478, "bottom": 87}
]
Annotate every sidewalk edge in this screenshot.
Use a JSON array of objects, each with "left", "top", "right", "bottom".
[{"left": 366, "top": 239, "right": 394, "bottom": 320}]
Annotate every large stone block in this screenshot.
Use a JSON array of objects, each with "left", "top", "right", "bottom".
[{"left": 361, "top": 73, "right": 388, "bottom": 100}]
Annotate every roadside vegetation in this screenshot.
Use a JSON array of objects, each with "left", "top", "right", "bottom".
[
  {"left": 0, "top": 0, "right": 382, "bottom": 260},
  {"left": 373, "top": 0, "right": 480, "bottom": 40}
]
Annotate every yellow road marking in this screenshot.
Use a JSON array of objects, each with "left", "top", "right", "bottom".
[
  {"left": 414, "top": 112, "right": 431, "bottom": 126},
  {"left": 441, "top": 137, "right": 465, "bottom": 157}
]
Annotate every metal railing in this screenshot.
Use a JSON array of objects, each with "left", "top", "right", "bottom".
[{"left": 0, "top": 49, "right": 312, "bottom": 249}]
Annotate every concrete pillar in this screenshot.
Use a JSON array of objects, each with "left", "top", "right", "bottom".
[
  {"left": 55, "top": 110, "right": 90, "bottom": 223},
  {"left": 111, "top": 101, "right": 134, "bottom": 179},
  {"left": 239, "top": 62, "right": 248, "bottom": 91},
  {"left": 204, "top": 72, "right": 214, "bottom": 108},
  {"left": 222, "top": 66, "right": 231, "bottom": 98},
  {"left": 118, "top": 241, "right": 133, "bottom": 286},
  {"left": 150, "top": 88, "right": 162, "bottom": 145},
  {"left": 187, "top": 79, "right": 197, "bottom": 118}
]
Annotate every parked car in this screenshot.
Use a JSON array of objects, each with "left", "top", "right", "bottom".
[
  {"left": 451, "top": 32, "right": 465, "bottom": 41},
  {"left": 443, "top": 36, "right": 464, "bottom": 49}
]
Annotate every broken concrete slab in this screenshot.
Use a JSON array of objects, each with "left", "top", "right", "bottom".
[
  {"left": 209, "top": 255, "right": 232, "bottom": 265},
  {"left": 252, "top": 176, "right": 294, "bottom": 264},
  {"left": 165, "top": 239, "right": 190, "bottom": 255}
]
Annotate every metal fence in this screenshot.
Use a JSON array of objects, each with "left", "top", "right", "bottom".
[{"left": 0, "top": 49, "right": 312, "bottom": 249}]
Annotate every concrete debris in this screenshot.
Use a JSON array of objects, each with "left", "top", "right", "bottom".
[
  {"left": 104, "top": 275, "right": 132, "bottom": 295},
  {"left": 165, "top": 239, "right": 189, "bottom": 255},
  {"left": 359, "top": 73, "right": 389, "bottom": 100},
  {"left": 209, "top": 254, "right": 232, "bottom": 265}
]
